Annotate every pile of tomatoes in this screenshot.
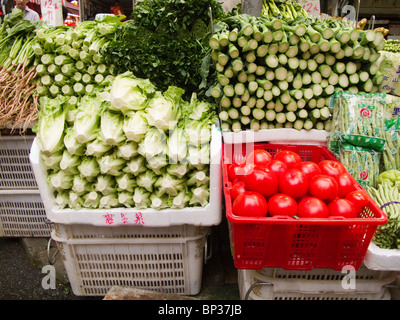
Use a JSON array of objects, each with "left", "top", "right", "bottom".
[{"left": 228, "top": 148, "right": 371, "bottom": 219}]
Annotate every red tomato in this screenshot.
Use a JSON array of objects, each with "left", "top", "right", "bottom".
[
  {"left": 328, "top": 198, "right": 358, "bottom": 218},
  {"left": 345, "top": 190, "right": 370, "bottom": 212},
  {"left": 246, "top": 149, "right": 273, "bottom": 167},
  {"left": 228, "top": 162, "right": 243, "bottom": 181},
  {"left": 293, "top": 161, "right": 321, "bottom": 180},
  {"left": 244, "top": 168, "right": 278, "bottom": 197},
  {"left": 274, "top": 150, "right": 302, "bottom": 168},
  {"left": 297, "top": 197, "right": 329, "bottom": 218},
  {"left": 335, "top": 172, "right": 356, "bottom": 198},
  {"left": 230, "top": 181, "right": 246, "bottom": 201},
  {"left": 268, "top": 193, "right": 297, "bottom": 217},
  {"left": 278, "top": 168, "right": 309, "bottom": 199},
  {"left": 318, "top": 160, "right": 346, "bottom": 179},
  {"left": 232, "top": 191, "right": 268, "bottom": 217},
  {"left": 235, "top": 162, "right": 256, "bottom": 181},
  {"left": 266, "top": 159, "right": 288, "bottom": 177},
  {"left": 309, "top": 174, "right": 338, "bottom": 201}
]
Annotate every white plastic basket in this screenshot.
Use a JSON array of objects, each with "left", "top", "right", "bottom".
[
  {"left": 363, "top": 242, "right": 400, "bottom": 271},
  {"left": 0, "top": 135, "right": 37, "bottom": 189},
  {"left": 238, "top": 267, "right": 395, "bottom": 300},
  {"left": 29, "top": 126, "right": 222, "bottom": 227},
  {"left": 0, "top": 189, "right": 51, "bottom": 237},
  {"left": 52, "top": 223, "right": 211, "bottom": 296},
  {"left": 222, "top": 128, "right": 329, "bottom": 146}
]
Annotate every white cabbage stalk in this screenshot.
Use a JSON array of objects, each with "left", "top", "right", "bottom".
[
  {"left": 86, "top": 136, "right": 113, "bottom": 156},
  {"left": 133, "top": 187, "right": 151, "bottom": 209},
  {"left": 189, "top": 100, "right": 210, "bottom": 121},
  {"left": 72, "top": 175, "right": 91, "bottom": 195},
  {"left": 64, "top": 127, "right": 85, "bottom": 156},
  {"left": 171, "top": 189, "right": 191, "bottom": 209},
  {"left": 146, "top": 154, "right": 168, "bottom": 175},
  {"left": 55, "top": 191, "right": 69, "bottom": 209},
  {"left": 146, "top": 96, "right": 178, "bottom": 131},
  {"left": 123, "top": 156, "right": 147, "bottom": 176},
  {"left": 118, "top": 191, "right": 134, "bottom": 208},
  {"left": 155, "top": 173, "right": 184, "bottom": 196},
  {"left": 117, "top": 141, "right": 139, "bottom": 160},
  {"left": 97, "top": 151, "right": 126, "bottom": 176},
  {"left": 48, "top": 170, "right": 73, "bottom": 191},
  {"left": 83, "top": 191, "right": 101, "bottom": 208},
  {"left": 187, "top": 169, "right": 210, "bottom": 187},
  {"left": 42, "top": 151, "right": 63, "bottom": 171},
  {"left": 189, "top": 185, "right": 210, "bottom": 207},
  {"left": 74, "top": 95, "right": 102, "bottom": 144},
  {"left": 167, "top": 126, "right": 188, "bottom": 163},
  {"left": 99, "top": 194, "right": 119, "bottom": 209},
  {"left": 69, "top": 191, "right": 83, "bottom": 209},
  {"left": 136, "top": 170, "right": 157, "bottom": 192},
  {"left": 123, "top": 111, "right": 149, "bottom": 142},
  {"left": 95, "top": 175, "right": 116, "bottom": 196},
  {"left": 77, "top": 156, "right": 100, "bottom": 181},
  {"left": 100, "top": 110, "right": 125, "bottom": 145},
  {"left": 185, "top": 119, "right": 211, "bottom": 147},
  {"left": 138, "top": 129, "right": 167, "bottom": 159},
  {"left": 36, "top": 105, "right": 67, "bottom": 156},
  {"left": 166, "top": 163, "right": 189, "bottom": 179},
  {"left": 150, "top": 192, "right": 170, "bottom": 210},
  {"left": 187, "top": 144, "right": 210, "bottom": 169},
  {"left": 116, "top": 173, "right": 136, "bottom": 193},
  {"left": 109, "top": 73, "right": 155, "bottom": 113},
  {"left": 66, "top": 107, "right": 78, "bottom": 124},
  {"left": 59, "top": 150, "right": 80, "bottom": 175}
]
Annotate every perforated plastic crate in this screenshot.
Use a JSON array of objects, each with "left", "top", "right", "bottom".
[
  {"left": 52, "top": 223, "right": 211, "bottom": 296},
  {"left": 0, "top": 135, "right": 37, "bottom": 189},
  {"left": 0, "top": 190, "right": 51, "bottom": 237},
  {"left": 238, "top": 267, "right": 395, "bottom": 300},
  {"left": 30, "top": 126, "right": 222, "bottom": 227},
  {"left": 223, "top": 143, "right": 388, "bottom": 270}
]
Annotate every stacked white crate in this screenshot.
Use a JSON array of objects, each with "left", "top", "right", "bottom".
[
  {"left": 238, "top": 266, "right": 396, "bottom": 300},
  {"left": 29, "top": 126, "right": 222, "bottom": 296},
  {"left": 0, "top": 133, "right": 51, "bottom": 237}
]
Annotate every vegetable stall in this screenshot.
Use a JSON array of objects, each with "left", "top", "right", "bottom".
[{"left": 1, "top": 0, "right": 400, "bottom": 300}]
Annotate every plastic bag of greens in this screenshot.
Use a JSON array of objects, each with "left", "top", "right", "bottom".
[
  {"left": 382, "top": 117, "right": 400, "bottom": 170},
  {"left": 329, "top": 91, "right": 387, "bottom": 152},
  {"left": 377, "top": 51, "right": 400, "bottom": 94},
  {"left": 386, "top": 94, "right": 400, "bottom": 118},
  {"left": 339, "top": 143, "right": 381, "bottom": 187}
]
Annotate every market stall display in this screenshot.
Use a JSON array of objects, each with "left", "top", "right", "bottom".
[{"left": 1, "top": 0, "right": 400, "bottom": 299}]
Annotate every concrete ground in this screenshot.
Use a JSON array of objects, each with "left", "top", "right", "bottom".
[{"left": 0, "top": 219, "right": 240, "bottom": 300}]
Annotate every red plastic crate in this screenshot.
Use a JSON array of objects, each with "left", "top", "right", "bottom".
[{"left": 222, "top": 143, "right": 388, "bottom": 271}]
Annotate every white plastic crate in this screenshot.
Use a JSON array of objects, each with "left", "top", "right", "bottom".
[
  {"left": 51, "top": 223, "right": 211, "bottom": 296},
  {"left": 29, "top": 126, "right": 222, "bottom": 227},
  {"left": 238, "top": 266, "right": 395, "bottom": 300},
  {"left": 0, "top": 190, "right": 51, "bottom": 237},
  {"left": 222, "top": 128, "right": 329, "bottom": 146},
  {"left": 0, "top": 135, "right": 37, "bottom": 189},
  {"left": 364, "top": 242, "right": 400, "bottom": 271}
]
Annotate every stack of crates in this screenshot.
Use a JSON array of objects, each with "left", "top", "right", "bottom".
[
  {"left": 0, "top": 132, "right": 51, "bottom": 237},
  {"left": 29, "top": 126, "right": 222, "bottom": 297}
]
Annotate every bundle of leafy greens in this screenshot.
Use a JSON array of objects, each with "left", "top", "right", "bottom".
[
  {"left": 34, "top": 72, "right": 217, "bottom": 210},
  {"left": 101, "top": 0, "right": 229, "bottom": 100}
]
